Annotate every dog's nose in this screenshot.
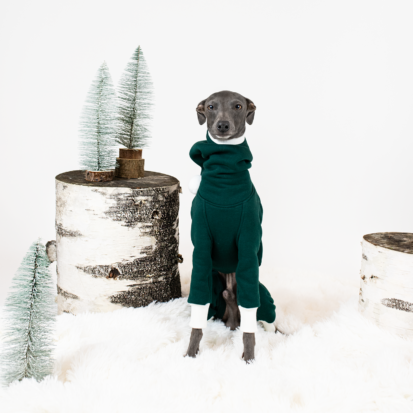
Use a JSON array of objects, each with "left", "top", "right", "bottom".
[{"left": 217, "top": 121, "right": 230, "bottom": 132}]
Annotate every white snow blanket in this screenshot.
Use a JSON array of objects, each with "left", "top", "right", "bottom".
[{"left": 1, "top": 264, "right": 413, "bottom": 413}]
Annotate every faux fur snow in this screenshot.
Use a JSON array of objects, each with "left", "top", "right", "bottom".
[{"left": 1, "top": 264, "right": 413, "bottom": 413}]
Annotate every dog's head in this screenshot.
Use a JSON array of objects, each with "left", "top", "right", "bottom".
[{"left": 196, "top": 90, "right": 256, "bottom": 141}]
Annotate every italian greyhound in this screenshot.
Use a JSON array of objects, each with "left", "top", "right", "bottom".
[{"left": 185, "top": 90, "right": 279, "bottom": 363}]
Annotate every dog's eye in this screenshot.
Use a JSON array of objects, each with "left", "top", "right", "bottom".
[
  {"left": 207, "top": 105, "right": 214, "bottom": 110},
  {"left": 235, "top": 104, "right": 242, "bottom": 110}
]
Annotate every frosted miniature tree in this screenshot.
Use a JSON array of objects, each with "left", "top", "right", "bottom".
[
  {"left": 116, "top": 46, "right": 154, "bottom": 149},
  {"left": 79, "top": 61, "right": 117, "bottom": 171},
  {"left": 1, "top": 240, "right": 56, "bottom": 385}
]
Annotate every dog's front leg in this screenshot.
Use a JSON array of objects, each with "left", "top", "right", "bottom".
[
  {"left": 185, "top": 328, "right": 203, "bottom": 358},
  {"left": 242, "top": 332, "right": 255, "bottom": 363},
  {"left": 185, "top": 302, "right": 210, "bottom": 358}
]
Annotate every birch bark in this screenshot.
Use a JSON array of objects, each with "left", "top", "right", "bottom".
[
  {"left": 55, "top": 170, "right": 182, "bottom": 315},
  {"left": 359, "top": 232, "right": 413, "bottom": 338}
]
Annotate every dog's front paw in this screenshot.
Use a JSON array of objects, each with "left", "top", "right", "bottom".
[
  {"left": 184, "top": 328, "right": 203, "bottom": 358},
  {"left": 242, "top": 332, "right": 255, "bottom": 364},
  {"left": 185, "top": 347, "right": 199, "bottom": 358}
]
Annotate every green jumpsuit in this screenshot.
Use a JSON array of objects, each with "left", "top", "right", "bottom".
[{"left": 187, "top": 131, "right": 276, "bottom": 324}]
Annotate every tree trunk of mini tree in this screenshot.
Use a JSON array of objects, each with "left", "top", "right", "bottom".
[
  {"left": 359, "top": 232, "right": 413, "bottom": 338},
  {"left": 115, "top": 148, "right": 145, "bottom": 179},
  {"left": 54, "top": 170, "right": 182, "bottom": 315}
]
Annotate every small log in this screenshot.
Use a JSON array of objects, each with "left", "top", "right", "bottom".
[
  {"left": 115, "top": 158, "right": 145, "bottom": 179},
  {"left": 359, "top": 232, "right": 413, "bottom": 338},
  {"left": 115, "top": 148, "right": 145, "bottom": 179},
  {"left": 119, "top": 148, "right": 142, "bottom": 159},
  {"left": 85, "top": 170, "right": 115, "bottom": 182}
]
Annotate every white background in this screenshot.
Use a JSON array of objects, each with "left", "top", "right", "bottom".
[{"left": 0, "top": 0, "right": 412, "bottom": 306}]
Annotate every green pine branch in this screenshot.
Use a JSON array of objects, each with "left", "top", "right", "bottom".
[
  {"left": 115, "top": 46, "right": 154, "bottom": 149},
  {"left": 79, "top": 62, "right": 117, "bottom": 171},
  {"left": 1, "top": 240, "right": 56, "bottom": 385}
]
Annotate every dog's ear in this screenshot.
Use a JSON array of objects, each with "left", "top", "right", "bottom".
[
  {"left": 196, "top": 99, "right": 207, "bottom": 125},
  {"left": 245, "top": 98, "right": 256, "bottom": 125}
]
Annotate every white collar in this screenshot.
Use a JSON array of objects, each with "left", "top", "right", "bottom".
[{"left": 208, "top": 130, "right": 246, "bottom": 145}]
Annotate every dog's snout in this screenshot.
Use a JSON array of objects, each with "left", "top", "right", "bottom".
[{"left": 217, "top": 121, "right": 230, "bottom": 132}]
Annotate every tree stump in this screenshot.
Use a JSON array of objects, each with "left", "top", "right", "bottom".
[
  {"left": 359, "top": 232, "right": 413, "bottom": 338},
  {"left": 55, "top": 170, "right": 182, "bottom": 315}
]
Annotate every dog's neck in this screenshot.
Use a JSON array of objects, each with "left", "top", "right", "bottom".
[{"left": 208, "top": 130, "right": 246, "bottom": 145}]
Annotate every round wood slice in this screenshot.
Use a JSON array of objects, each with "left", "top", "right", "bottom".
[
  {"left": 84, "top": 170, "right": 115, "bottom": 182},
  {"left": 359, "top": 232, "right": 413, "bottom": 338},
  {"left": 55, "top": 170, "right": 182, "bottom": 315},
  {"left": 115, "top": 158, "right": 145, "bottom": 179},
  {"left": 119, "top": 148, "right": 142, "bottom": 159}
]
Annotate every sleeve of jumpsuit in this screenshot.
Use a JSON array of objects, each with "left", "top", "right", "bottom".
[
  {"left": 187, "top": 195, "right": 213, "bottom": 306},
  {"left": 235, "top": 192, "right": 263, "bottom": 333},
  {"left": 187, "top": 143, "right": 213, "bottom": 327},
  {"left": 235, "top": 192, "right": 262, "bottom": 310},
  {"left": 187, "top": 195, "right": 214, "bottom": 328}
]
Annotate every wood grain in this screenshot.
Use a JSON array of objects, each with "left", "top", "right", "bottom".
[
  {"left": 84, "top": 170, "right": 115, "bottom": 182},
  {"left": 119, "top": 148, "right": 143, "bottom": 159},
  {"left": 115, "top": 158, "right": 145, "bottom": 179}
]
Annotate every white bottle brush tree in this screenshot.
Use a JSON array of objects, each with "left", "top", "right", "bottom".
[
  {"left": 114, "top": 46, "right": 153, "bottom": 179},
  {"left": 116, "top": 45, "right": 153, "bottom": 150},
  {"left": 1, "top": 240, "right": 56, "bottom": 385},
  {"left": 79, "top": 61, "right": 117, "bottom": 180}
]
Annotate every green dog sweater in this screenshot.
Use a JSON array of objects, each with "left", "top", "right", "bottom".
[
  {"left": 190, "top": 131, "right": 254, "bottom": 206},
  {"left": 187, "top": 130, "right": 276, "bottom": 324}
]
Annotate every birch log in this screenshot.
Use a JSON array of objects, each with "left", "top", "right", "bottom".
[
  {"left": 55, "top": 170, "right": 182, "bottom": 315},
  {"left": 359, "top": 232, "right": 413, "bottom": 338}
]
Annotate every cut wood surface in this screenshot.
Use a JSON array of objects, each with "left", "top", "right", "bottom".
[
  {"left": 55, "top": 170, "right": 181, "bottom": 315},
  {"left": 115, "top": 158, "right": 145, "bottom": 179},
  {"left": 359, "top": 232, "right": 413, "bottom": 338},
  {"left": 84, "top": 170, "right": 115, "bottom": 182},
  {"left": 57, "top": 170, "right": 178, "bottom": 188},
  {"left": 363, "top": 232, "right": 413, "bottom": 254}
]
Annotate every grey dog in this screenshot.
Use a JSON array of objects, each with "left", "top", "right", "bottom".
[
  {"left": 185, "top": 90, "right": 263, "bottom": 362},
  {"left": 196, "top": 90, "right": 256, "bottom": 141}
]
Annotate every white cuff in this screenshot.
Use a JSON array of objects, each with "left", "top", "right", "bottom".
[
  {"left": 239, "top": 305, "right": 258, "bottom": 333},
  {"left": 189, "top": 303, "right": 210, "bottom": 329},
  {"left": 259, "top": 320, "right": 276, "bottom": 333},
  {"left": 188, "top": 175, "right": 202, "bottom": 195}
]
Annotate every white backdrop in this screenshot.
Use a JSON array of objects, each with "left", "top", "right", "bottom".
[{"left": 0, "top": 0, "right": 412, "bottom": 307}]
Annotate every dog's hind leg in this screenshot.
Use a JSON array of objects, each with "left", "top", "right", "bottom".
[{"left": 218, "top": 272, "right": 241, "bottom": 330}]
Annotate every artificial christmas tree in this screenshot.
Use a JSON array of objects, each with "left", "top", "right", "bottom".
[
  {"left": 115, "top": 46, "right": 153, "bottom": 179},
  {"left": 79, "top": 62, "right": 117, "bottom": 182},
  {"left": 1, "top": 240, "right": 56, "bottom": 385}
]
